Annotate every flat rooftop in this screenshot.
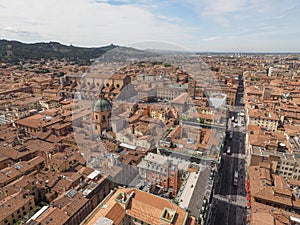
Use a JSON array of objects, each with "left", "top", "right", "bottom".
[{"left": 177, "top": 166, "right": 211, "bottom": 218}]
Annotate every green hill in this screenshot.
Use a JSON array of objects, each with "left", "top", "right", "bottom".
[{"left": 0, "top": 39, "right": 117, "bottom": 65}]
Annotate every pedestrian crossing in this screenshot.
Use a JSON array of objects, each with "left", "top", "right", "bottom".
[{"left": 213, "top": 194, "right": 247, "bottom": 208}]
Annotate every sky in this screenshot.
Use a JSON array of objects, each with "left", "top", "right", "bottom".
[{"left": 0, "top": 0, "right": 300, "bottom": 52}]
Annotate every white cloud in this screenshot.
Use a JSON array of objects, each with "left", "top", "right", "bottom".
[
  {"left": 156, "top": 15, "right": 182, "bottom": 23},
  {"left": 0, "top": 0, "right": 299, "bottom": 51},
  {"left": 201, "top": 0, "right": 246, "bottom": 16},
  {"left": 185, "top": 0, "right": 275, "bottom": 27},
  {"left": 178, "top": 0, "right": 247, "bottom": 28},
  {"left": 0, "top": 0, "right": 192, "bottom": 48}
]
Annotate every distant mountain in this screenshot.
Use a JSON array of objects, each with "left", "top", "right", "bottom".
[{"left": 0, "top": 40, "right": 158, "bottom": 65}]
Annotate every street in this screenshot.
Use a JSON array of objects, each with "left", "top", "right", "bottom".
[{"left": 209, "top": 75, "right": 248, "bottom": 225}]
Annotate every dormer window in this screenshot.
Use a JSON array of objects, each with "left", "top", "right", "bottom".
[{"left": 160, "top": 208, "right": 176, "bottom": 223}]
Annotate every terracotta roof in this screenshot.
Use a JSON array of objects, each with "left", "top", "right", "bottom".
[
  {"left": 84, "top": 188, "right": 193, "bottom": 225},
  {"left": 52, "top": 191, "right": 89, "bottom": 217},
  {"left": 0, "top": 190, "right": 35, "bottom": 221},
  {"left": 35, "top": 207, "right": 70, "bottom": 225},
  {"left": 250, "top": 202, "right": 300, "bottom": 225},
  {"left": 248, "top": 109, "right": 279, "bottom": 121}
]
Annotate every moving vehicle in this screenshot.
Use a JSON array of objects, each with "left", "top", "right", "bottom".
[
  {"left": 233, "top": 170, "right": 238, "bottom": 186},
  {"left": 226, "top": 146, "right": 231, "bottom": 155}
]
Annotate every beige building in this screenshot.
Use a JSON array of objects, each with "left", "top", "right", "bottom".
[
  {"left": 276, "top": 156, "right": 300, "bottom": 179},
  {"left": 115, "top": 129, "right": 154, "bottom": 150},
  {"left": 250, "top": 152, "right": 300, "bottom": 180},
  {"left": 157, "top": 85, "right": 185, "bottom": 101},
  {"left": 247, "top": 109, "right": 279, "bottom": 131}
]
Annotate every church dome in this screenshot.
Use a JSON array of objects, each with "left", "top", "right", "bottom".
[{"left": 93, "top": 98, "right": 112, "bottom": 112}]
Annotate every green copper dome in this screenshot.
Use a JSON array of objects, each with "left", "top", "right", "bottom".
[{"left": 93, "top": 98, "right": 112, "bottom": 112}]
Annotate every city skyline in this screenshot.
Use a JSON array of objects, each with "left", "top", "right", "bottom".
[
  {"left": 1, "top": 0, "right": 300, "bottom": 52},
  {"left": 1, "top": 1, "right": 300, "bottom": 224}
]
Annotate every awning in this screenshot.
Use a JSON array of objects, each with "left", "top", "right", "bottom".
[
  {"left": 246, "top": 185, "right": 250, "bottom": 193},
  {"left": 120, "top": 142, "right": 137, "bottom": 150}
]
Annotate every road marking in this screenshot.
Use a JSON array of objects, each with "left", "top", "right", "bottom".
[{"left": 213, "top": 195, "right": 247, "bottom": 208}]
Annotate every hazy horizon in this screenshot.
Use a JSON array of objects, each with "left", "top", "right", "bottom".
[{"left": 2, "top": 38, "right": 300, "bottom": 54}]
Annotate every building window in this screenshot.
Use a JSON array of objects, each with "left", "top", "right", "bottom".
[
  {"left": 95, "top": 115, "right": 98, "bottom": 120},
  {"left": 102, "top": 115, "right": 106, "bottom": 121}
]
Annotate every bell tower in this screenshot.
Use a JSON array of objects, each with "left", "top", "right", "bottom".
[{"left": 92, "top": 90, "right": 112, "bottom": 135}]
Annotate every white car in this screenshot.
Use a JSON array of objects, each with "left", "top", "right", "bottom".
[{"left": 227, "top": 147, "right": 231, "bottom": 154}]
